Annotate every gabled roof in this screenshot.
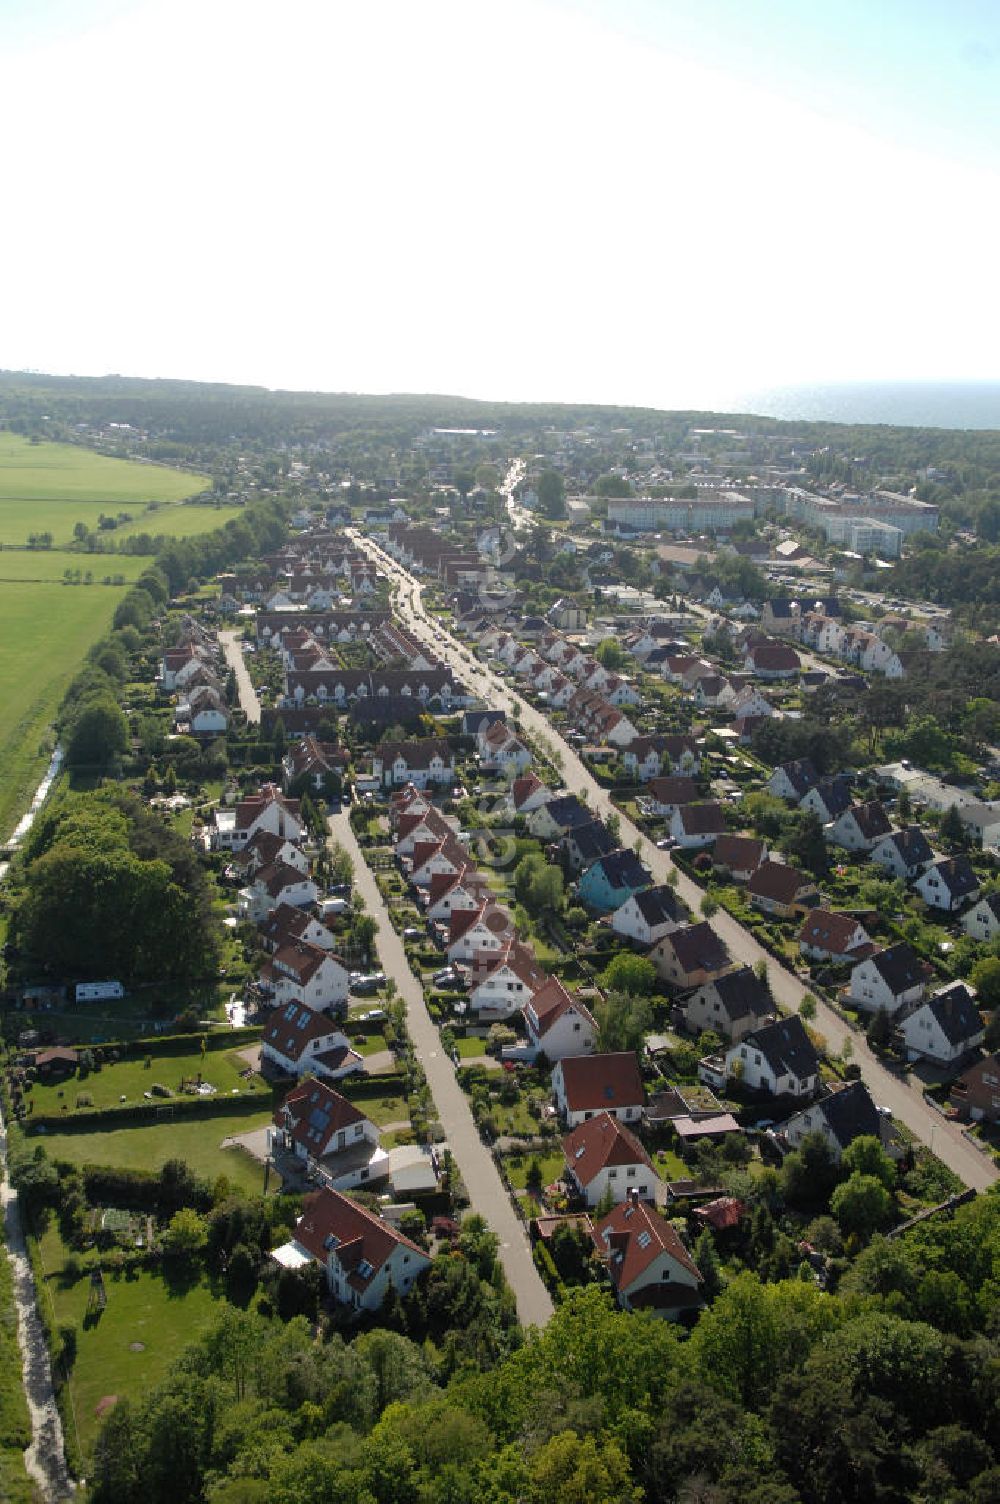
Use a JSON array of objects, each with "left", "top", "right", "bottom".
[
  {"left": 257, "top": 860, "right": 314, "bottom": 899},
  {"left": 272, "top": 939, "right": 342, "bottom": 983},
  {"left": 376, "top": 737, "right": 453, "bottom": 769},
  {"left": 840, "top": 801, "right": 892, "bottom": 840},
  {"left": 712, "top": 834, "right": 765, "bottom": 873},
  {"left": 448, "top": 903, "right": 512, "bottom": 945},
  {"left": 528, "top": 977, "right": 597, "bottom": 1037},
  {"left": 567, "top": 819, "right": 617, "bottom": 863},
  {"left": 563, "top": 1111, "right": 654, "bottom": 1188},
  {"left": 646, "top": 775, "right": 699, "bottom": 805},
  {"left": 920, "top": 983, "right": 983, "bottom": 1046},
  {"left": 473, "top": 939, "right": 548, "bottom": 995},
  {"left": 557, "top": 1051, "right": 644, "bottom": 1112},
  {"left": 658, "top": 921, "right": 731, "bottom": 977},
  {"left": 704, "top": 965, "right": 773, "bottom": 1023},
  {"left": 511, "top": 772, "right": 546, "bottom": 810},
  {"left": 921, "top": 856, "right": 979, "bottom": 900},
  {"left": 277, "top": 1080, "right": 369, "bottom": 1154},
  {"left": 773, "top": 758, "right": 818, "bottom": 796},
  {"left": 592, "top": 1197, "right": 700, "bottom": 1290},
  {"left": 812, "top": 1081, "right": 881, "bottom": 1149},
  {"left": 798, "top": 909, "right": 867, "bottom": 955},
  {"left": 807, "top": 778, "right": 851, "bottom": 818},
  {"left": 972, "top": 891, "right": 1000, "bottom": 922},
  {"left": 258, "top": 903, "right": 332, "bottom": 950},
  {"left": 859, "top": 941, "right": 926, "bottom": 995},
  {"left": 875, "top": 825, "right": 934, "bottom": 866},
  {"left": 627, "top": 884, "right": 686, "bottom": 927},
  {"left": 264, "top": 1003, "right": 344, "bottom": 1063},
  {"left": 539, "top": 794, "right": 593, "bottom": 832},
  {"left": 584, "top": 848, "right": 653, "bottom": 891},
  {"left": 294, "top": 1187, "right": 425, "bottom": 1289},
  {"left": 676, "top": 803, "right": 726, "bottom": 837},
  {"left": 748, "top": 860, "right": 814, "bottom": 906},
  {"left": 747, "top": 643, "right": 799, "bottom": 671},
  {"left": 742, "top": 1015, "right": 819, "bottom": 1081}
]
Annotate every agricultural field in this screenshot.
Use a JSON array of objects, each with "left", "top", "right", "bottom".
[
  {"left": 0, "top": 550, "right": 149, "bottom": 582},
  {"left": 34, "top": 1224, "right": 223, "bottom": 1457},
  {"left": 0, "top": 433, "right": 207, "bottom": 545},
  {"left": 113, "top": 502, "right": 245, "bottom": 541},
  {"left": 29, "top": 1110, "right": 273, "bottom": 1197}
]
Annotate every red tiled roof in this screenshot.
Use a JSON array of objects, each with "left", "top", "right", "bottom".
[
  {"left": 557, "top": 1051, "right": 643, "bottom": 1113},
  {"left": 592, "top": 1197, "right": 701, "bottom": 1290},
  {"left": 563, "top": 1111, "right": 654, "bottom": 1188},
  {"left": 294, "top": 1187, "right": 424, "bottom": 1289}
]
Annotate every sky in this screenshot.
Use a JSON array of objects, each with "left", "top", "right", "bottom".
[{"left": 0, "top": 0, "right": 998, "bottom": 408}]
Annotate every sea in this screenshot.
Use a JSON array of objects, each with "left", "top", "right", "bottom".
[{"left": 704, "top": 381, "right": 1000, "bottom": 431}]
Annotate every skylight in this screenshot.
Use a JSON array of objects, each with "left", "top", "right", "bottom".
[{"left": 637, "top": 1230, "right": 651, "bottom": 1249}]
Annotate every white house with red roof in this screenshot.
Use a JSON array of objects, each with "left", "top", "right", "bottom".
[
  {"left": 563, "top": 1112, "right": 659, "bottom": 1208},
  {"left": 274, "top": 1186, "right": 431, "bottom": 1314},
  {"left": 270, "top": 1080, "right": 381, "bottom": 1180},
  {"left": 213, "top": 783, "right": 304, "bottom": 851},
  {"left": 466, "top": 940, "right": 548, "bottom": 1019},
  {"left": 507, "top": 772, "right": 550, "bottom": 817},
  {"left": 408, "top": 836, "right": 468, "bottom": 889},
  {"left": 238, "top": 862, "right": 318, "bottom": 922},
  {"left": 261, "top": 1002, "right": 364, "bottom": 1082},
  {"left": 524, "top": 978, "right": 598, "bottom": 1062},
  {"left": 259, "top": 939, "right": 349, "bottom": 1011},
  {"left": 446, "top": 903, "right": 514, "bottom": 964},
  {"left": 552, "top": 1050, "right": 644, "bottom": 1127},
  {"left": 592, "top": 1194, "right": 702, "bottom": 1319},
  {"left": 230, "top": 830, "right": 309, "bottom": 881},
  {"left": 425, "top": 868, "right": 492, "bottom": 924},
  {"left": 258, "top": 903, "right": 336, "bottom": 955}
]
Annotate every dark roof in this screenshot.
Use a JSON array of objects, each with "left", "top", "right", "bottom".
[
  {"left": 748, "top": 643, "right": 800, "bottom": 671},
  {"left": 749, "top": 860, "right": 814, "bottom": 906},
  {"left": 843, "top": 801, "right": 892, "bottom": 840},
  {"left": 774, "top": 758, "right": 818, "bottom": 796},
  {"left": 707, "top": 965, "right": 773, "bottom": 1023},
  {"left": 808, "top": 778, "right": 851, "bottom": 818},
  {"left": 712, "top": 834, "right": 765, "bottom": 873},
  {"left": 631, "top": 884, "right": 686, "bottom": 926},
  {"left": 926, "top": 856, "right": 979, "bottom": 900},
  {"left": 924, "top": 984, "right": 983, "bottom": 1046},
  {"left": 568, "top": 820, "right": 617, "bottom": 862},
  {"left": 767, "top": 598, "right": 795, "bottom": 618},
  {"left": 799, "top": 909, "right": 866, "bottom": 955},
  {"left": 814, "top": 1081, "right": 882, "bottom": 1149},
  {"left": 878, "top": 825, "right": 933, "bottom": 866},
  {"left": 677, "top": 803, "right": 727, "bottom": 836},
  {"left": 743, "top": 1015, "right": 819, "bottom": 1081},
  {"left": 864, "top": 942, "right": 925, "bottom": 995},
  {"left": 542, "top": 794, "right": 593, "bottom": 832},
  {"left": 647, "top": 775, "right": 699, "bottom": 805},
  {"left": 462, "top": 709, "right": 506, "bottom": 735},
  {"left": 587, "top": 848, "right": 653, "bottom": 891},
  {"left": 663, "top": 921, "right": 731, "bottom": 976}
]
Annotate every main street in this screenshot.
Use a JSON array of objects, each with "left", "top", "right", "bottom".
[
  {"left": 219, "top": 629, "right": 262, "bottom": 725},
  {"left": 353, "top": 532, "right": 998, "bottom": 1194},
  {"left": 328, "top": 808, "right": 554, "bottom": 1328}
]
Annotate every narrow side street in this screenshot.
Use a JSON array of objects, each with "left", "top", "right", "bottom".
[
  {"left": 328, "top": 809, "right": 554, "bottom": 1328},
  {"left": 0, "top": 1106, "right": 74, "bottom": 1501},
  {"left": 219, "top": 629, "right": 261, "bottom": 726},
  {"left": 359, "top": 535, "right": 999, "bottom": 1195}
]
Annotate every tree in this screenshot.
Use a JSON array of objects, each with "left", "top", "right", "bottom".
[
  {"left": 940, "top": 803, "right": 966, "bottom": 844},
  {"left": 163, "top": 1207, "right": 208, "bottom": 1263},
  {"left": 780, "top": 1132, "right": 839, "bottom": 1210},
  {"left": 528, "top": 1429, "right": 638, "bottom": 1504},
  {"left": 831, "top": 1172, "right": 893, "bottom": 1242},
  {"left": 600, "top": 953, "right": 657, "bottom": 997},
  {"left": 537, "top": 469, "right": 566, "bottom": 520},
  {"left": 594, "top": 638, "right": 627, "bottom": 670},
  {"left": 841, "top": 1135, "right": 895, "bottom": 1191},
  {"left": 65, "top": 697, "right": 128, "bottom": 770},
  {"left": 866, "top": 1006, "right": 893, "bottom": 1051},
  {"left": 594, "top": 990, "right": 652, "bottom": 1054},
  {"left": 692, "top": 1227, "right": 722, "bottom": 1301},
  {"left": 971, "top": 955, "right": 1000, "bottom": 1008}
]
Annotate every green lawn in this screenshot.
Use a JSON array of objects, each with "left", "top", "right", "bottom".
[
  {"left": 0, "top": 549, "right": 150, "bottom": 582},
  {"left": 29, "top": 1044, "right": 259, "bottom": 1117},
  {"left": 359, "top": 1093, "right": 410, "bottom": 1127},
  {"left": 113, "top": 503, "right": 245, "bottom": 541},
  {"left": 0, "top": 433, "right": 207, "bottom": 545},
  {"left": 454, "top": 1034, "right": 489, "bottom": 1059},
  {"left": 31, "top": 1111, "right": 273, "bottom": 1196},
  {"left": 504, "top": 1150, "right": 566, "bottom": 1191},
  {"left": 34, "top": 1225, "right": 223, "bottom": 1458}
]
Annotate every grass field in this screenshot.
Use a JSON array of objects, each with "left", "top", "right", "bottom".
[
  {"left": 32, "top": 1110, "right": 274, "bottom": 1196},
  {"left": 0, "top": 549, "right": 150, "bottom": 582},
  {"left": 114, "top": 503, "right": 245, "bottom": 541},
  {"left": 29, "top": 1043, "right": 265, "bottom": 1117},
  {"left": 0, "top": 434, "right": 207, "bottom": 546},
  {"left": 35, "top": 1224, "right": 223, "bottom": 1458}
]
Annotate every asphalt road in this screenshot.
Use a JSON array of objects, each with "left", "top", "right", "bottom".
[
  {"left": 219, "top": 629, "right": 262, "bottom": 725},
  {"left": 328, "top": 809, "right": 554, "bottom": 1328},
  {"left": 354, "top": 532, "right": 998, "bottom": 1194}
]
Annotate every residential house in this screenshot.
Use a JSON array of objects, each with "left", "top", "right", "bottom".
[
  {"left": 622, "top": 734, "right": 700, "bottom": 780},
  {"left": 847, "top": 942, "right": 928, "bottom": 1016},
  {"left": 869, "top": 826, "right": 935, "bottom": 881},
  {"left": 408, "top": 835, "right": 469, "bottom": 889},
  {"left": 747, "top": 861, "right": 819, "bottom": 919},
  {"left": 744, "top": 642, "right": 800, "bottom": 679},
  {"left": 238, "top": 862, "right": 319, "bottom": 922},
  {"left": 276, "top": 1187, "right": 430, "bottom": 1314},
  {"left": 800, "top": 778, "right": 852, "bottom": 824},
  {"left": 827, "top": 801, "right": 893, "bottom": 852},
  {"left": 524, "top": 977, "right": 598, "bottom": 1061},
  {"left": 650, "top": 921, "right": 732, "bottom": 990},
  {"left": 446, "top": 904, "right": 514, "bottom": 965},
  {"left": 372, "top": 738, "right": 455, "bottom": 790},
  {"left": 528, "top": 794, "right": 592, "bottom": 842},
  {"left": 466, "top": 940, "right": 548, "bottom": 1019},
  {"left": 898, "top": 984, "right": 984, "bottom": 1066},
  {"left": 644, "top": 776, "right": 700, "bottom": 820},
  {"left": 259, "top": 903, "right": 336, "bottom": 955},
  {"left": 578, "top": 849, "right": 653, "bottom": 913},
  {"left": 685, "top": 966, "right": 775, "bottom": 1042},
  {"left": 725, "top": 1016, "right": 819, "bottom": 1098},
  {"left": 711, "top": 834, "right": 766, "bottom": 882},
  {"left": 669, "top": 802, "right": 727, "bottom": 850},
  {"left": 230, "top": 829, "right": 309, "bottom": 881},
  {"left": 767, "top": 760, "right": 818, "bottom": 802},
  {"left": 730, "top": 685, "right": 775, "bottom": 721},
  {"left": 761, "top": 598, "right": 797, "bottom": 635},
  {"left": 426, "top": 868, "right": 492, "bottom": 925},
  {"left": 479, "top": 721, "right": 532, "bottom": 774},
  {"left": 563, "top": 1112, "right": 658, "bottom": 1208},
  {"left": 954, "top": 801, "right": 1000, "bottom": 850},
  {"left": 782, "top": 1080, "right": 885, "bottom": 1160},
  {"left": 692, "top": 675, "right": 736, "bottom": 711},
  {"left": 508, "top": 772, "right": 550, "bottom": 817},
  {"left": 591, "top": 1195, "right": 702, "bottom": 1319},
  {"left": 962, "top": 891, "right": 1000, "bottom": 943},
  {"left": 552, "top": 1051, "right": 645, "bottom": 1127},
  {"left": 611, "top": 885, "right": 686, "bottom": 947},
  {"left": 950, "top": 1053, "right": 1000, "bottom": 1122},
  {"left": 270, "top": 1080, "right": 380, "bottom": 1173},
  {"left": 282, "top": 735, "right": 346, "bottom": 793},
  {"left": 798, "top": 909, "right": 872, "bottom": 963},
  {"left": 261, "top": 1002, "right": 364, "bottom": 1081},
  {"left": 914, "top": 856, "right": 980, "bottom": 913},
  {"left": 213, "top": 783, "right": 304, "bottom": 851},
  {"left": 562, "top": 819, "right": 617, "bottom": 874},
  {"left": 259, "top": 940, "right": 349, "bottom": 1012}
]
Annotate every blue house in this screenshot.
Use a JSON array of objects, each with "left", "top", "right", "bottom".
[{"left": 578, "top": 848, "right": 653, "bottom": 914}]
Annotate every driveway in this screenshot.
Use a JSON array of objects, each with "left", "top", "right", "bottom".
[
  {"left": 353, "top": 534, "right": 998, "bottom": 1195},
  {"left": 328, "top": 809, "right": 553, "bottom": 1327},
  {"left": 219, "top": 629, "right": 261, "bottom": 725}
]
